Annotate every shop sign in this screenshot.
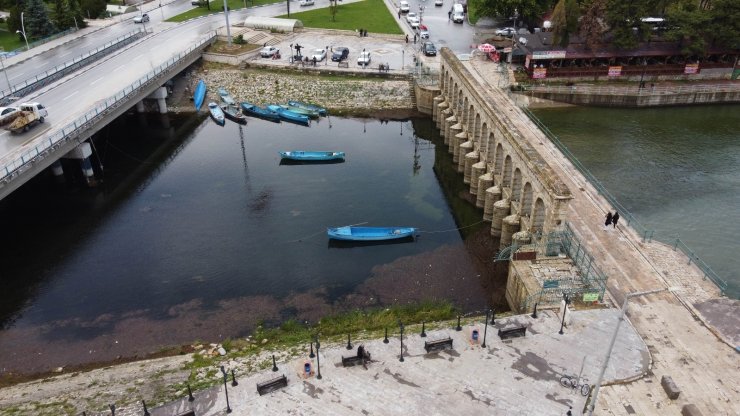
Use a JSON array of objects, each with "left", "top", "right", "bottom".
[{"left": 608, "top": 66, "right": 622, "bottom": 77}]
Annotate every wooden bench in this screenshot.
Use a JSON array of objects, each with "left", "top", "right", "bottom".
[
  {"left": 256, "top": 374, "right": 288, "bottom": 395},
  {"left": 338, "top": 61, "right": 349, "bottom": 68},
  {"left": 424, "top": 337, "right": 453, "bottom": 353},
  {"left": 498, "top": 325, "right": 527, "bottom": 340}
]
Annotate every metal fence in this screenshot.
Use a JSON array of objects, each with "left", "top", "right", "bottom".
[
  {"left": 0, "top": 29, "right": 146, "bottom": 105},
  {"left": 517, "top": 82, "right": 740, "bottom": 96},
  {"left": 522, "top": 108, "right": 728, "bottom": 296},
  {"left": 0, "top": 31, "right": 217, "bottom": 184}
]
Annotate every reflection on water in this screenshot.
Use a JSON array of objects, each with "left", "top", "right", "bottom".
[{"left": 532, "top": 104, "right": 740, "bottom": 298}]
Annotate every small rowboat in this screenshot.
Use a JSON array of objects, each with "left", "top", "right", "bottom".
[
  {"left": 279, "top": 151, "right": 345, "bottom": 161},
  {"left": 280, "top": 104, "right": 320, "bottom": 119},
  {"left": 193, "top": 79, "right": 206, "bottom": 111},
  {"left": 221, "top": 104, "right": 246, "bottom": 124},
  {"left": 218, "top": 87, "right": 237, "bottom": 106},
  {"left": 208, "top": 102, "right": 225, "bottom": 125},
  {"left": 327, "top": 226, "right": 416, "bottom": 241},
  {"left": 240, "top": 101, "right": 280, "bottom": 122},
  {"left": 267, "top": 105, "right": 310, "bottom": 126},
  {"left": 287, "top": 100, "right": 327, "bottom": 116}
]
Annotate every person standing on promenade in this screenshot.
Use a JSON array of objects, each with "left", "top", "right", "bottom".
[
  {"left": 612, "top": 212, "right": 620, "bottom": 228},
  {"left": 605, "top": 211, "right": 613, "bottom": 228}
]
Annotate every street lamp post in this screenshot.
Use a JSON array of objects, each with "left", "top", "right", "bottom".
[
  {"left": 558, "top": 294, "right": 570, "bottom": 335},
  {"left": 482, "top": 309, "right": 490, "bottom": 348},
  {"left": 315, "top": 337, "right": 322, "bottom": 379},
  {"left": 220, "top": 366, "right": 232, "bottom": 413},
  {"left": 325, "top": 46, "right": 328, "bottom": 65},
  {"left": 398, "top": 320, "right": 405, "bottom": 362},
  {"left": 223, "top": 0, "right": 232, "bottom": 46},
  {"left": 588, "top": 288, "right": 668, "bottom": 416},
  {"left": 18, "top": 12, "right": 29, "bottom": 51}
]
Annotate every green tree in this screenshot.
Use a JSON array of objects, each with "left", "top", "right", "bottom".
[
  {"left": 53, "top": 0, "right": 74, "bottom": 30},
  {"left": 578, "top": 0, "right": 608, "bottom": 50},
  {"left": 80, "top": 0, "right": 106, "bottom": 19},
  {"left": 69, "top": 0, "right": 88, "bottom": 28},
  {"left": 665, "top": 0, "right": 711, "bottom": 56},
  {"left": 551, "top": 0, "right": 579, "bottom": 47},
  {"left": 709, "top": 0, "right": 740, "bottom": 50},
  {"left": 24, "top": 0, "right": 56, "bottom": 39},
  {"left": 471, "top": 0, "right": 555, "bottom": 28},
  {"left": 603, "top": 0, "right": 650, "bottom": 49}
]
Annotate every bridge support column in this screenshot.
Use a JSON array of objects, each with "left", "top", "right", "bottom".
[
  {"left": 483, "top": 185, "right": 501, "bottom": 220},
  {"left": 452, "top": 130, "right": 466, "bottom": 162},
  {"left": 136, "top": 101, "right": 145, "bottom": 113},
  {"left": 512, "top": 231, "right": 531, "bottom": 246},
  {"left": 150, "top": 87, "right": 169, "bottom": 114},
  {"left": 477, "top": 173, "right": 493, "bottom": 208},
  {"left": 433, "top": 97, "right": 445, "bottom": 122},
  {"left": 50, "top": 160, "right": 65, "bottom": 183},
  {"left": 444, "top": 116, "right": 457, "bottom": 144},
  {"left": 470, "top": 161, "right": 486, "bottom": 196},
  {"left": 463, "top": 150, "right": 477, "bottom": 183},
  {"left": 66, "top": 142, "right": 97, "bottom": 186},
  {"left": 500, "top": 214, "right": 521, "bottom": 249},
  {"left": 491, "top": 198, "right": 510, "bottom": 237},
  {"left": 458, "top": 141, "right": 473, "bottom": 173}
]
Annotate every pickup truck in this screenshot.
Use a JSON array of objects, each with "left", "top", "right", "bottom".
[
  {"left": 6, "top": 102, "right": 48, "bottom": 133},
  {"left": 299, "top": 0, "right": 314, "bottom": 6}
]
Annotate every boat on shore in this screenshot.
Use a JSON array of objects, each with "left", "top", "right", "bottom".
[
  {"left": 287, "top": 100, "right": 327, "bottom": 116},
  {"left": 240, "top": 101, "right": 280, "bottom": 122},
  {"left": 326, "top": 226, "right": 416, "bottom": 241},
  {"left": 193, "top": 79, "right": 206, "bottom": 111},
  {"left": 279, "top": 151, "right": 345, "bottom": 161},
  {"left": 267, "top": 105, "right": 310, "bottom": 126},
  {"left": 221, "top": 104, "right": 247, "bottom": 124},
  {"left": 207, "top": 102, "right": 225, "bottom": 125},
  {"left": 218, "top": 87, "right": 236, "bottom": 106},
  {"left": 280, "top": 104, "right": 320, "bottom": 119}
]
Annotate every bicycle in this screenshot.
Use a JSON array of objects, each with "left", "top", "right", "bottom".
[{"left": 560, "top": 374, "right": 591, "bottom": 396}]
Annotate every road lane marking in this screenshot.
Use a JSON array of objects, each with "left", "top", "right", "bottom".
[
  {"left": 63, "top": 91, "right": 79, "bottom": 101},
  {"left": 115, "top": 64, "right": 125, "bottom": 71},
  {"left": 91, "top": 76, "right": 104, "bottom": 85}
]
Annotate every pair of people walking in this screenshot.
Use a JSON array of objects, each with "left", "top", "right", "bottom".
[{"left": 605, "top": 211, "right": 619, "bottom": 228}]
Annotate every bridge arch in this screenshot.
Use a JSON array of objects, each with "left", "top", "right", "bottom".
[
  {"left": 521, "top": 182, "right": 534, "bottom": 217},
  {"left": 503, "top": 155, "right": 512, "bottom": 186},
  {"left": 512, "top": 168, "right": 523, "bottom": 202},
  {"left": 532, "top": 198, "right": 546, "bottom": 232}
]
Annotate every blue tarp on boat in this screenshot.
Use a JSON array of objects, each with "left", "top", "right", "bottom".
[{"left": 327, "top": 226, "right": 416, "bottom": 241}]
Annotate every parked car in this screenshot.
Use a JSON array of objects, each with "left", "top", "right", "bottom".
[
  {"left": 418, "top": 25, "right": 430, "bottom": 39},
  {"left": 311, "top": 48, "right": 327, "bottom": 62},
  {"left": 406, "top": 12, "right": 417, "bottom": 23},
  {"left": 133, "top": 13, "right": 149, "bottom": 23},
  {"left": 422, "top": 42, "right": 437, "bottom": 56},
  {"left": 495, "top": 27, "right": 516, "bottom": 36},
  {"left": 399, "top": 0, "right": 410, "bottom": 12},
  {"left": 331, "top": 47, "right": 349, "bottom": 62},
  {"left": 357, "top": 51, "right": 371, "bottom": 66},
  {"left": 260, "top": 46, "right": 279, "bottom": 58},
  {"left": 190, "top": 0, "right": 200, "bottom": 5},
  {"left": 0, "top": 107, "right": 19, "bottom": 125},
  {"left": 299, "top": 0, "right": 314, "bottom": 6},
  {"left": 434, "top": 0, "right": 443, "bottom": 6}
]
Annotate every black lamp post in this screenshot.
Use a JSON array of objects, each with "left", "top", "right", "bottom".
[
  {"left": 187, "top": 383, "right": 195, "bottom": 402},
  {"left": 491, "top": 308, "right": 495, "bottom": 325},
  {"left": 346, "top": 333, "right": 353, "bottom": 350},
  {"left": 142, "top": 400, "right": 150, "bottom": 416},
  {"left": 398, "top": 320, "right": 405, "bottom": 362},
  {"left": 220, "top": 365, "right": 232, "bottom": 413},
  {"left": 315, "top": 337, "right": 322, "bottom": 379},
  {"left": 231, "top": 369, "right": 238, "bottom": 387},
  {"left": 421, "top": 321, "right": 426, "bottom": 337},
  {"left": 559, "top": 294, "right": 570, "bottom": 335},
  {"left": 531, "top": 302, "right": 538, "bottom": 319},
  {"left": 383, "top": 327, "right": 389, "bottom": 343},
  {"left": 456, "top": 315, "right": 462, "bottom": 331},
  {"left": 325, "top": 46, "right": 328, "bottom": 65},
  {"left": 109, "top": 404, "right": 115, "bottom": 415},
  {"left": 272, "top": 354, "right": 278, "bottom": 372},
  {"left": 310, "top": 341, "right": 315, "bottom": 358},
  {"left": 482, "top": 309, "right": 490, "bottom": 348}
]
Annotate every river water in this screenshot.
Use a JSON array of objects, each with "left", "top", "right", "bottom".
[
  {"left": 0, "top": 113, "right": 494, "bottom": 375},
  {"left": 531, "top": 104, "right": 740, "bottom": 298}
]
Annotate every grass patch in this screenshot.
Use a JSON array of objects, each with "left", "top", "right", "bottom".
[
  {"left": 0, "top": 22, "right": 26, "bottom": 52},
  {"left": 277, "top": 0, "right": 402, "bottom": 34},
  {"left": 167, "top": 0, "right": 282, "bottom": 22},
  {"left": 207, "top": 40, "right": 260, "bottom": 55}
]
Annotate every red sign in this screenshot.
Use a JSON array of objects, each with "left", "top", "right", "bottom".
[
  {"left": 684, "top": 63, "right": 699, "bottom": 74},
  {"left": 533, "top": 68, "right": 547, "bottom": 79},
  {"left": 608, "top": 66, "right": 622, "bottom": 77}
]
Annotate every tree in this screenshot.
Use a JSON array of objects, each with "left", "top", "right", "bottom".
[
  {"left": 551, "top": 0, "right": 579, "bottom": 47},
  {"left": 578, "top": 0, "right": 608, "bottom": 50},
  {"left": 53, "top": 0, "right": 74, "bottom": 30},
  {"left": 69, "top": 0, "right": 88, "bottom": 29},
  {"left": 24, "top": 0, "right": 56, "bottom": 39},
  {"left": 471, "top": 0, "right": 556, "bottom": 28},
  {"left": 80, "top": 0, "right": 106, "bottom": 19},
  {"left": 709, "top": 0, "right": 740, "bottom": 50},
  {"left": 329, "top": 0, "right": 339, "bottom": 22},
  {"left": 603, "top": 0, "right": 650, "bottom": 49},
  {"left": 665, "top": 0, "right": 711, "bottom": 56}
]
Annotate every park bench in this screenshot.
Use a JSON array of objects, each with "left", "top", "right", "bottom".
[
  {"left": 342, "top": 346, "right": 371, "bottom": 367},
  {"left": 338, "top": 61, "right": 349, "bottom": 68},
  {"left": 498, "top": 325, "right": 527, "bottom": 340},
  {"left": 424, "top": 337, "right": 453, "bottom": 353},
  {"left": 256, "top": 374, "right": 288, "bottom": 395}
]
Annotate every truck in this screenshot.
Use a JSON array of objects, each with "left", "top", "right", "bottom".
[
  {"left": 6, "top": 102, "right": 47, "bottom": 133},
  {"left": 452, "top": 3, "right": 465, "bottom": 23}
]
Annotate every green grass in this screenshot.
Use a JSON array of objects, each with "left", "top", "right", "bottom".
[
  {"left": 277, "top": 0, "right": 402, "bottom": 34},
  {"left": 0, "top": 22, "right": 25, "bottom": 52},
  {"left": 167, "top": 0, "right": 282, "bottom": 22}
]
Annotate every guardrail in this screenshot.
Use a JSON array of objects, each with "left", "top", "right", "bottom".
[
  {"left": 7, "top": 28, "right": 79, "bottom": 56},
  {"left": 0, "top": 31, "right": 216, "bottom": 185},
  {"left": 523, "top": 108, "right": 728, "bottom": 296},
  {"left": 517, "top": 82, "right": 740, "bottom": 96},
  {"left": 0, "top": 29, "right": 146, "bottom": 105}
]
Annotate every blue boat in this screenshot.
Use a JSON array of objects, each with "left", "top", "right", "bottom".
[
  {"left": 288, "top": 100, "right": 327, "bottom": 116},
  {"left": 327, "top": 226, "right": 417, "bottom": 241},
  {"left": 218, "top": 87, "right": 236, "bottom": 106},
  {"left": 280, "top": 104, "right": 320, "bottom": 119},
  {"left": 279, "top": 151, "right": 345, "bottom": 161},
  {"left": 240, "top": 101, "right": 280, "bottom": 122},
  {"left": 267, "top": 105, "right": 310, "bottom": 126},
  {"left": 208, "top": 102, "right": 225, "bottom": 125},
  {"left": 193, "top": 79, "right": 206, "bottom": 111}
]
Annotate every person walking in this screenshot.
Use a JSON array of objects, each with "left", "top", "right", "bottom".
[
  {"left": 448, "top": 10, "right": 451, "bottom": 20},
  {"left": 398, "top": 9, "right": 401, "bottom": 19},
  {"left": 612, "top": 212, "right": 620, "bottom": 228},
  {"left": 405, "top": 34, "right": 409, "bottom": 43},
  {"left": 413, "top": 34, "right": 417, "bottom": 44},
  {"left": 604, "top": 211, "right": 613, "bottom": 228}
]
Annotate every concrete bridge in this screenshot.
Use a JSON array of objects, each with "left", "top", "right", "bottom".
[{"left": 430, "top": 48, "right": 572, "bottom": 249}]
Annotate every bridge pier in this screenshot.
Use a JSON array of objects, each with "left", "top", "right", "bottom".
[
  {"left": 483, "top": 185, "right": 501, "bottom": 220},
  {"left": 136, "top": 101, "right": 145, "bottom": 113},
  {"left": 50, "top": 160, "right": 65, "bottom": 183},
  {"left": 452, "top": 130, "right": 465, "bottom": 162},
  {"left": 443, "top": 116, "right": 456, "bottom": 144},
  {"left": 65, "top": 142, "right": 97, "bottom": 186},
  {"left": 470, "top": 161, "right": 486, "bottom": 196},
  {"left": 463, "top": 150, "right": 477, "bottom": 183},
  {"left": 433, "top": 97, "right": 445, "bottom": 123},
  {"left": 491, "top": 198, "right": 510, "bottom": 236},
  {"left": 500, "top": 214, "right": 521, "bottom": 248},
  {"left": 151, "top": 87, "right": 169, "bottom": 114},
  {"left": 477, "top": 173, "right": 493, "bottom": 208}
]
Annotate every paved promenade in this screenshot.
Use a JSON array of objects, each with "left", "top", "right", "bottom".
[{"left": 466, "top": 58, "right": 740, "bottom": 415}]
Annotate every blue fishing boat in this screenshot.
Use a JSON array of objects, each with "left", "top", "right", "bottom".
[
  {"left": 280, "top": 104, "right": 320, "bottom": 119},
  {"left": 240, "top": 101, "right": 280, "bottom": 122},
  {"left": 327, "top": 226, "right": 417, "bottom": 241},
  {"left": 193, "top": 79, "right": 206, "bottom": 111},
  {"left": 279, "top": 151, "right": 345, "bottom": 161},
  {"left": 287, "top": 100, "right": 327, "bottom": 116},
  {"left": 218, "top": 87, "right": 236, "bottom": 106},
  {"left": 208, "top": 102, "right": 225, "bottom": 125},
  {"left": 221, "top": 104, "right": 246, "bottom": 124},
  {"left": 267, "top": 105, "right": 310, "bottom": 126}
]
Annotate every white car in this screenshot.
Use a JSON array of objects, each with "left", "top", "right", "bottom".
[
  {"left": 495, "top": 27, "right": 516, "bottom": 36},
  {"left": 357, "top": 51, "right": 371, "bottom": 66},
  {"left": 299, "top": 0, "right": 314, "bottom": 6},
  {"left": 311, "top": 48, "right": 326, "bottom": 62},
  {"left": 259, "top": 46, "right": 279, "bottom": 58},
  {"left": 133, "top": 13, "right": 149, "bottom": 23},
  {"left": 406, "top": 12, "right": 417, "bottom": 23},
  {"left": 399, "top": 0, "right": 410, "bottom": 12},
  {"left": 0, "top": 107, "right": 19, "bottom": 124},
  {"left": 434, "top": 0, "right": 443, "bottom": 6}
]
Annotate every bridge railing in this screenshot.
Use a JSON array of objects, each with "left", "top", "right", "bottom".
[
  {"left": 0, "top": 31, "right": 216, "bottom": 184},
  {"left": 523, "top": 108, "right": 728, "bottom": 296},
  {"left": 517, "top": 82, "right": 740, "bottom": 96},
  {"left": 0, "top": 29, "right": 146, "bottom": 105}
]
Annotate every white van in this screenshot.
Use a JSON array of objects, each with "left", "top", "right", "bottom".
[
  {"left": 452, "top": 3, "right": 465, "bottom": 23},
  {"left": 399, "top": 1, "right": 410, "bottom": 13}
]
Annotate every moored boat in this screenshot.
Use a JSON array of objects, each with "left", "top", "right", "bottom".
[
  {"left": 221, "top": 104, "right": 247, "bottom": 124},
  {"left": 218, "top": 87, "right": 236, "bottom": 106},
  {"left": 326, "top": 226, "right": 416, "bottom": 241},
  {"left": 279, "top": 151, "right": 345, "bottom": 161},
  {"left": 208, "top": 102, "right": 225, "bottom": 125},
  {"left": 280, "top": 104, "right": 319, "bottom": 119},
  {"left": 240, "top": 101, "right": 280, "bottom": 122},
  {"left": 193, "top": 79, "right": 206, "bottom": 111},
  {"left": 287, "top": 100, "right": 327, "bottom": 116},
  {"left": 267, "top": 105, "right": 310, "bottom": 126}
]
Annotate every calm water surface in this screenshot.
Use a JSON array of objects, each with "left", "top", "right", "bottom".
[
  {"left": 0, "top": 113, "right": 491, "bottom": 374},
  {"left": 532, "top": 104, "right": 740, "bottom": 298}
]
